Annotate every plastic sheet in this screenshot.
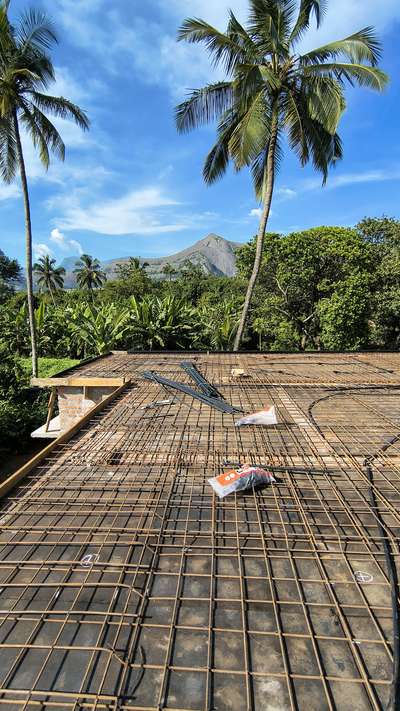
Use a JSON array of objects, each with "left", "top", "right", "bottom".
[
  {"left": 235, "top": 405, "right": 277, "bottom": 426},
  {"left": 208, "top": 464, "right": 275, "bottom": 498}
]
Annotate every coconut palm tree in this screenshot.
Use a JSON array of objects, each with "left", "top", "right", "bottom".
[
  {"left": 33, "top": 255, "right": 65, "bottom": 303},
  {"left": 116, "top": 257, "right": 149, "bottom": 280},
  {"left": 74, "top": 254, "right": 106, "bottom": 296},
  {"left": 162, "top": 262, "right": 177, "bottom": 281},
  {"left": 176, "top": 0, "right": 388, "bottom": 350},
  {"left": 0, "top": 2, "right": 89, "bottom": 375}
]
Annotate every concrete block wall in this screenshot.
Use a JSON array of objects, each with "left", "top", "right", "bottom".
[{"left": 58, "top": 386, "right": 115, "bottom": 431}]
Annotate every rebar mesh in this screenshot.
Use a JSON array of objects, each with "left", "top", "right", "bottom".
[{"left": 0, "top": 352, "right": 399, "bottom": 710}]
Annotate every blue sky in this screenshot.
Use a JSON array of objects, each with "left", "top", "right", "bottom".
[{"left": 1, "top": 0, "right": 400, "bottom": 265}]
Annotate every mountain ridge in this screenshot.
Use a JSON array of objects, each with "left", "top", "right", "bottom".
[{"left": 60, "top": 234, "right": 241, "bottom": 288}]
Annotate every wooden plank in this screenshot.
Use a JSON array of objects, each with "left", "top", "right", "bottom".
[
  {"left": 45, "top": 387, "right": 57, "bottom": 433},
  {"left": 31, "top": 377, "right": 126, "bottom": 388},
  {"left": 0, "top": 381, "right": 130, "bottom": 500}
]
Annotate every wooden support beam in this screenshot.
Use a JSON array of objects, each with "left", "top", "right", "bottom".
[
  {"left": 0, "top": 381, "right": 130, "bottom": 501},
  {"left": 31, "top": 376, "right": 126, "bottom": 388},
  {"left": 45, "top": 387, "right": 57, "bottom": 433}
]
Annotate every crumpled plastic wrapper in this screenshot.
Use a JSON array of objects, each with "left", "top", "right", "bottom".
[
  {"left": 208, "top": 464, "right": 275, "bottom": 498},
  {"left": 235, "top": 405, "right": 277, "bottom": 426}
]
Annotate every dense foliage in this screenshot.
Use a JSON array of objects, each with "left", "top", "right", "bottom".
[
  {"left": 0, "top": 346, "right": 47, "bottom": 452},
  {"left": 1, "top": 217, "right": 399, "bottom": 453},
  {"left": 1, "top": 218, "right": 400, "bottom": 362}
]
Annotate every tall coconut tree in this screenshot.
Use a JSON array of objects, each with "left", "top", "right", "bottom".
[
  {"left": 116, "top": 257, "right": 150, "bottom": 280},
  {"left": 0, "top": 2, "right": 89, "bottom": 376},
  {"left": 162, "top": 262, "right": 178, "bottom": 282},
  {"left": 33, "top": 254, "right": 65, "bottom": 303},
  {"left": 74, "top": 254, "right": 106, "bottom": 296},
  {"left": 175, "top": 0, "right": 388, "bottom": 350}
]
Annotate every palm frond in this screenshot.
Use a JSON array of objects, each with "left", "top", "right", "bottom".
[
  {"left": 229, "top": 89, "right": 271, "bottom": 169},
  {"left": 29, "top": 92, "right": 90, "bottom": 131},
  {"left": 304, "top": 75, "right": 345, "bottom": 133},
  {"left": 303, "top": 62, "right": 388, "bottom": 91},
  {"left": 226, "top": 11, "right": 259, "bottom": 57},
  {"left": 234, "top": 63, "right": 280, "bottom": 102},
  {"left": 290, "top": 0, "right": 327, "bottom": 43},
  {"left": 21, "top": 100, "right": 65, "bottom": 165},
  {"left": 0, "top": 115, "right": 17, "bottom": 182},
  {"left": 203, "top": 109, "right": 239, "bottom": 183},
  {"left": 283, "top": 89, "right": 309, "bottom": 165},
  {"left": 248, "top": 0, "right": 295, "bottom": 50},
  {"left": 307, "top": 121, "right": 343, "bottom": 183},
  {"left": 203, "top": 137, "right": 230, "bottom": 184},
  {"left": 20, "top": 102, "right": 50, "bottom": 168},
  {"left": 16, "top": 9, "right": 57, "bottom": 53},
  {"left": 178, "top": 18, "right": 246, "bottom": 74},
  {"left": 301, "top": 28, "right": 382, "bottom": 66},
  {"left": 175, "top": 82, "right": 233, "bottom": 133}
]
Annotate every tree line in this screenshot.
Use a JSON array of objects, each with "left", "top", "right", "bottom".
[
  {"left": 0, "top": 0, "right": 389, "bottom": 378},
  {"left": 1, "top": 217, "right": 399, "bottom": 357}
]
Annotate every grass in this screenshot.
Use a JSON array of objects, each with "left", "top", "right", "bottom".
[{"left": 19, "top": 357, "right": 79, "bottom": 378}]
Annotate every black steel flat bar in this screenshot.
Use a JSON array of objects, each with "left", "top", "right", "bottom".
[
  {"left": 180, "top": 361, "right": 222, "bottom": 399},
  {"left": 143, "top": 371, "right": 242, "bottom": 413}
]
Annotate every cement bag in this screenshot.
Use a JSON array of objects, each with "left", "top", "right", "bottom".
[
  {"left": 235, "top": 405, "right": 277, "bottom": 427},
  {"left": 208, "top": 465, "right": 275, "bottom": 498}
]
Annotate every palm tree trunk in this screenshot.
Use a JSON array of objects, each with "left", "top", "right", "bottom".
[
  {"left": 233, "top": 118, "right": 278, "bottom": 352},
  {"left": 13, "top": 110, "right": 38, "bottom": 377}
]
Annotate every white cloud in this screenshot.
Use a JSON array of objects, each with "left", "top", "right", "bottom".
[
  {"left": 50, "top": 228, "right": 67, "bottom": 247},
  {"left": 0, "top": 183, "right": 20, "bottom": 201},
  {"left": 250, "top": 208, "right": 262, "bottom": 218},
  {"left": 50, "top": 228, "right": 83, "bottom": 255},
  {"left": 304, "top": 167, "right": 400, "bottom": 192},
  {"left": 159, "top": 0, "right": 248, "bottom": 28},
  {"left": 329, "top": 169, "right": 400, "bottom": 189},
  {"left": 277, "top": 187, "right": 297, "bottom": 200},
  {"left": 299, "top": 1, "right": 400, "bottom": 51},
  {"left": 50, "top": 65, "right": 90, "bottom": 105},
  {"left": 56, "top": 186, "right": 186, "bottom": 235},
  {"left": 33, "top": 243, "right": 54, "bottom": 260},
  {"left": 46, "top": 0, "right": 400, "bottom": 97},
  {"left": 69, "top": 239, "right": 84, "bottom": 255}
]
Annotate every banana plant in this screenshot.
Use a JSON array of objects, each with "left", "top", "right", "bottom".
[
  {"left": 196, "top": 300, "right": 239, "bottom": 350},
  {"left": 129, "top": 295, "right": 196, "bottom": 350},
  {"left": 69, "top": 303, "right": 131, "bottom": 356}
]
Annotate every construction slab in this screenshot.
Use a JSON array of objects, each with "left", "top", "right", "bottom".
[{"left": 0, "top": 352, "right": 400, "bottom": 710}]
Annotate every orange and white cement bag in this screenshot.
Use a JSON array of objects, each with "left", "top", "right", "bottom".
[
  {"left": 208, "top": 465, "right": 275, "bottom": 498},
  {"left": 235, "top": 405, "right": 277, "bottom": 427}
]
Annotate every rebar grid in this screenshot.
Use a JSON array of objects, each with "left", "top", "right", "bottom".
[{"left": 0, "top": 353, "right": 399, "bottom": 710}]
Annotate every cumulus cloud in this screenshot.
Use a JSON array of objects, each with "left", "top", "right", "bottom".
[
  {"left": 44, "top": 0, "right": 400, "bottom": 96},
  {"left": 0, "top": 184, "right": 20, "bottom": 201},
  {"left": 50, "top": 228, "right": 83, "bottom": 255},
  {"left": 249, "top": 208, "right": 262, "bottom": 218},
  {"left": 277, "top": 187, "right": 297, "bottom": 200},
  {"left": 33, "top": 243, "right": 54, "bottom": 260},
  {"left": 56, "top": 186, "right": 186, "bottom": 235},
  {"left": 304, "top": 167, "right": 400, "bottom": 192}
]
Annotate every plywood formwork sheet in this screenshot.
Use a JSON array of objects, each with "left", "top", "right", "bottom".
[{"left": 0, "top": 353, "right": 399, "bottom": 710}]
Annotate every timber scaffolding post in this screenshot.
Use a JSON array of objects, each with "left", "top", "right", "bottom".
[{"left": 0, "top": 352, "right": 400, "bottom": 709}]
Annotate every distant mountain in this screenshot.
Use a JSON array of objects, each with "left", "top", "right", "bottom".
[{"left": 61, "top": 234, "right": 241, "bottom": 288}]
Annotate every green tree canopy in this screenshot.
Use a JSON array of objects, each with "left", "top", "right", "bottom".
[
  {"left": 74, "top": 254, "right": 106, "bottom": 294},
  {"left": 33, "top": 255, "right": 65, "bottom": 303},
  {"left": 176, "top": 0, "right": 388, "bottom": 349}
]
